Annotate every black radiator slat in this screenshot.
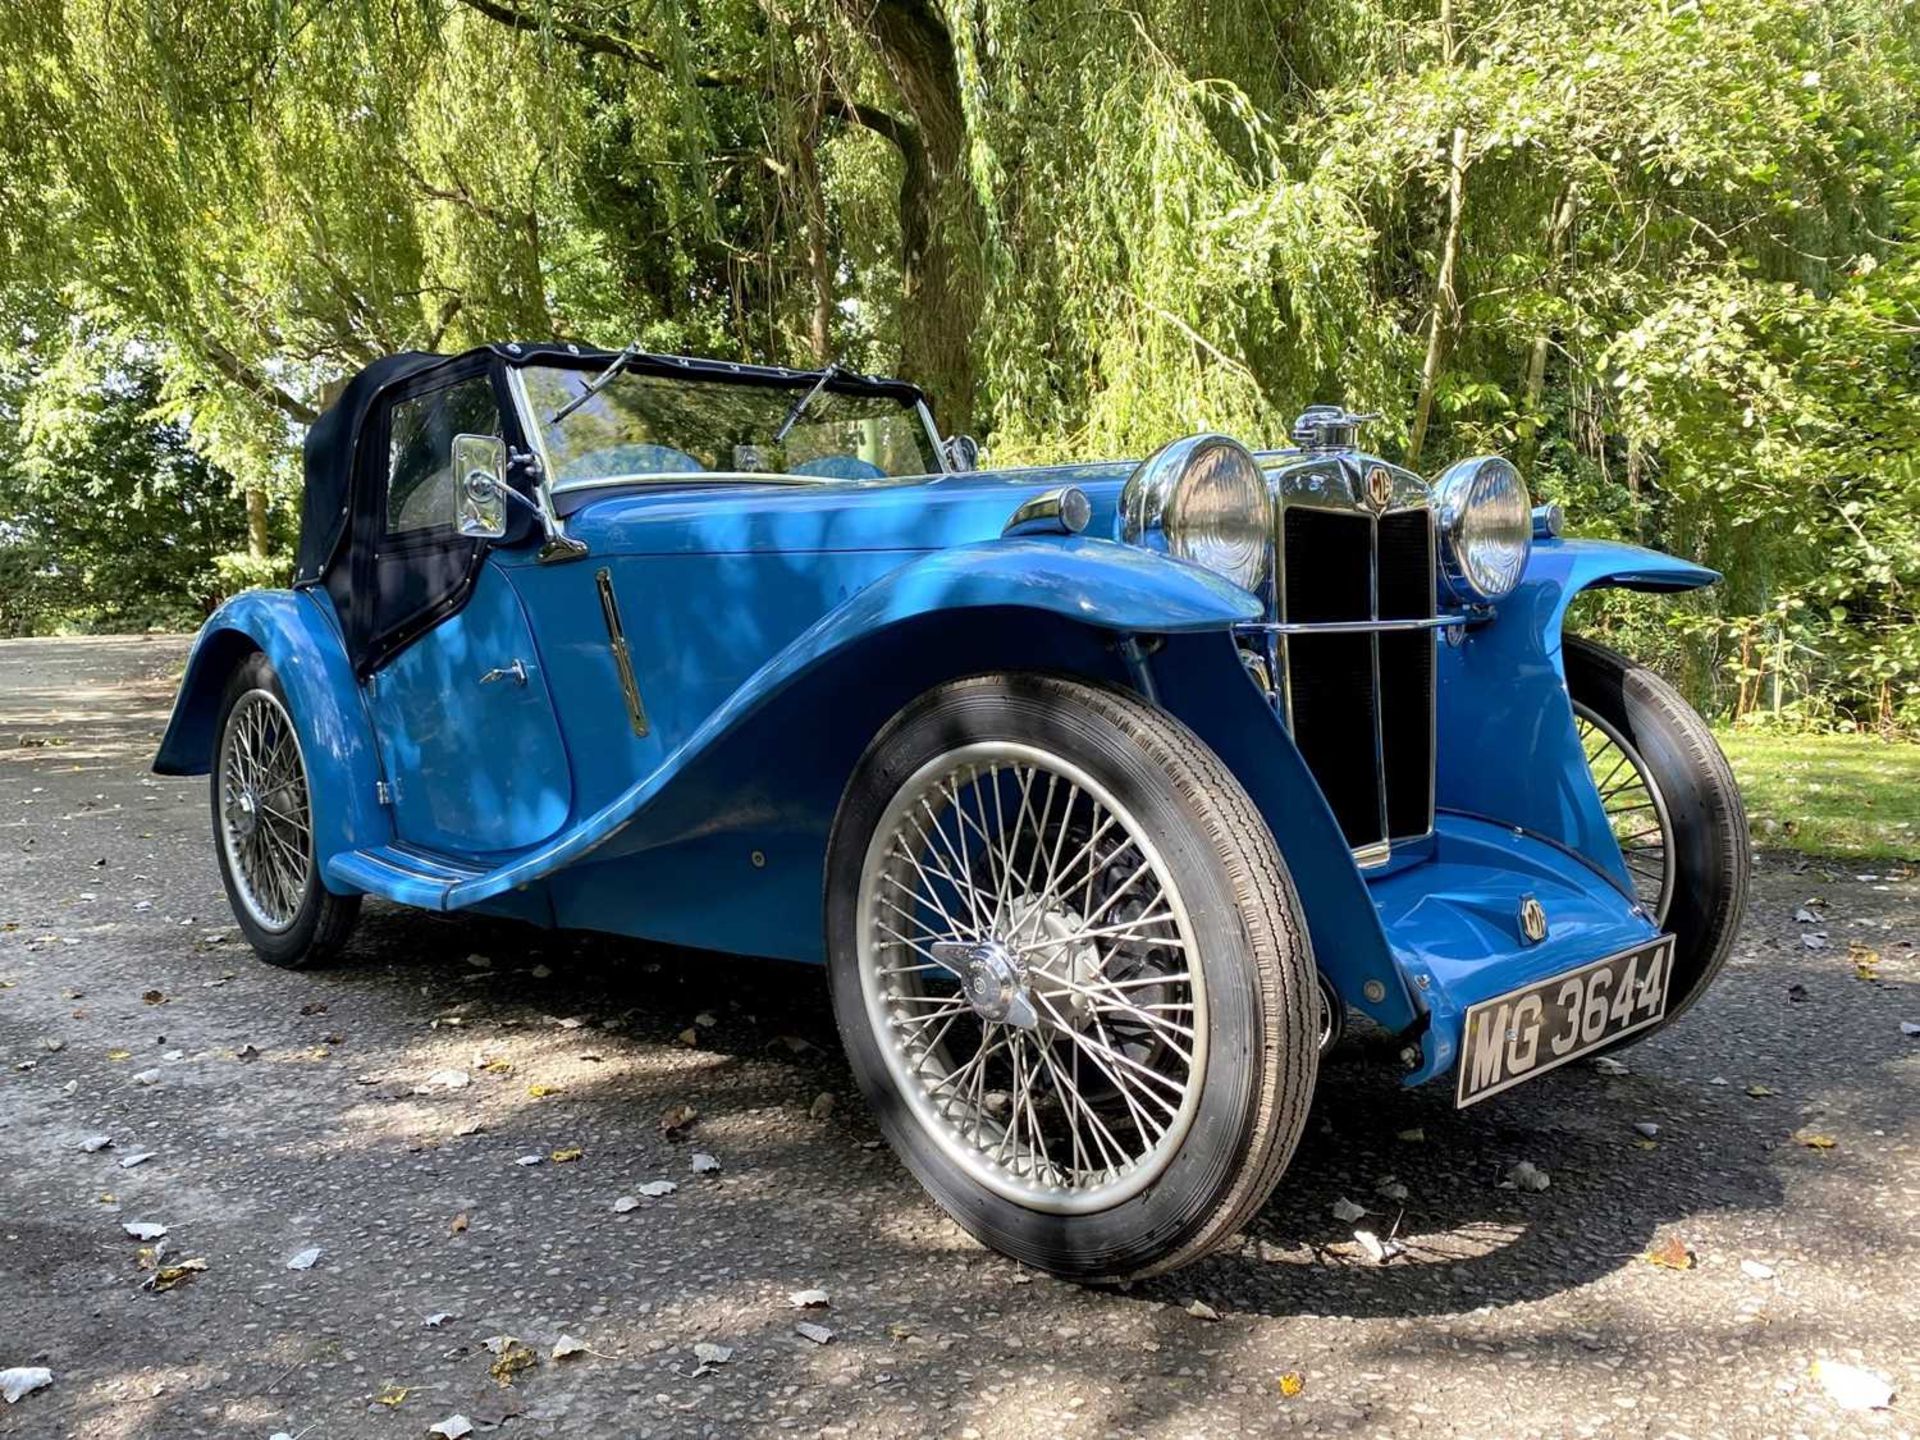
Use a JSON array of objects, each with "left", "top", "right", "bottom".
[
  {"left": 1288, "top": 634, "right": 1385, "bottom": 848},
  {"left": 1282, "top": 509, "right": 1371, "bottom": 622},
  {"left": 1377, "top": 508, "right": 1436, "bottom": 840}
]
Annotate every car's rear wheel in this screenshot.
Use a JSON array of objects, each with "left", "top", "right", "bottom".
[
  {"left": 1565, "top": 635, "right": 1748, "bottom": 1034},
  {"left": 211, "top": 652, "right": 360, "bottom": 968},
  {"left": 825, "top": 672, "right": 1318, "bottom": 1282}
]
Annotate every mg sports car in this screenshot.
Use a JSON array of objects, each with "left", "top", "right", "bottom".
[{"left": 155, "top": 344, "right": 1748, "bottom": 1280}]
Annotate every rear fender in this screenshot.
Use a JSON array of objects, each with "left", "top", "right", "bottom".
[
  {"left": 152, "top": 589, "right": 387, "bottom": 887},
  {"left": 1436, "top": 538, "right": 1719, "bottom": 892}
]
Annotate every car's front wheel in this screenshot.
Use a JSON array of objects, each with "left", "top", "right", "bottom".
[
  {"left": 825, "top": 673, "right": 1318, "bottom": 1282},
  {"left": 1565, "top": 635, "right": 1749, "bottom": 1034},
  {"left": 210, "top": 651, "right": 361, "bottom": 968}
]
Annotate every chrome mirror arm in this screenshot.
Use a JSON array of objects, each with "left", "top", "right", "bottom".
[{"left": 470, "top": 468, "right": 588, "bottom": 564}]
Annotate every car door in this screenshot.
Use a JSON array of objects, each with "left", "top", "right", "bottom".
[{"left": 359, "top": 368, "right": 574, "bottom": 855}]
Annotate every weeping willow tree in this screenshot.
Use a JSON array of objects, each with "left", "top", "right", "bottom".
[{"left": 0, "top": 0, "right": 1915, "bottom": 723}]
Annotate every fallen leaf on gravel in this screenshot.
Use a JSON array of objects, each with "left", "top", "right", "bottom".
[
  {"left": 693, "top": 1342, "right": 733, "bottom": 1366},
  {"left": 453, "top": 1120, "right": 484, "bottom": 1137},
  {"left": 514, "top": 1155, "right": 542, "bottom": 1167},
  {"left": 612, "top": 1196, "right": 641, "bottom": 1213},
  {"left": 0, "top": 1367, "right": 53, "bottom": 1404},
  {"left": 1354, "top": 1230, "right": 1402, "bottom": 1264},
  {"left": 118, "top": 1152, "right": 154, "bottom": 1169},
  {"left": 1801, "top": 933, "right": 1828, "bottom": 950},
  {"left": 1185, "top": 1299, "right": 1220, "bottom": 1321},
  {"left": 1793, "top": 1128, "right": 1837, "bottom": 1149},
  {"left": 122, "top": 1221, "right": 166, "bottom": 1241},
  {"left": 450, "top": 1213, "right": 469, "bottom": 1234},
  {"left": 131, "top": 1069, "right": 161, "bottom": 1086},
  {"left": 1277, "top": 1372, "right": 1304, "bottom": 1398},
  {"left": 133, "top": 1245, "right": 161, "bottom": 1270},
  {"left": 1740, "top": 1260, "right": 1776, "bottom": 1280},
  {"left": 676, "top": 1028, "right": 699, "bottom": 1047},
  {"left": 486, "top": 1339, "right": 536, "bottom": 1386},
  {"left": 143, "top": 1257, "right": 207, "bottom": 1292},
  {"left": 79, "top": 1134, "right": 112, "bottom": 1153},
  {"left": 424, "top": 1312, "right": 454, "bottom": 1328},
  {"left": 1633, "top": 1122, "right": 1660, "bottom": 1138},
  {"left": 789, "top": 1289, "right": 830, "bottom": 1309},
  {"left": 106, "top": 1049, "right": 131, "bottom": 1062},
  {"left": 1503, "top": 1161, "right": 1551, "bottom": 1192},
  {"left": 794, "top": 1321, "right": 835, "bottom": 1345},
  {"left": 550, "top": 1147, "right": 584, "bottom": 1164},
  {"left": 1395, "top": 1126, "right": 1426, "bottom": 1142},
  {"left": 636, "top": 1180, "right": 677, "bottom": 1198},
  {"left": 1330, "top": 1197, "right": 1367, "bottom": 1222},
  {"left": 1592, "top": 1055, "right": 1630, "bottom": 1076},
  {"left": 1794, "top": 907, "right": 1818, "bottom": 923},
  {"left": 526, "top": 1084, "right": 562, "bottom": 1099},
  {"left": 428, "top": 1415, "right": 473, "bottom": 1439},
  {"left": 1902, "top": 1021, "right": 1920, "bottom": 1038},
  {"left": 1850, "top": 944, "right": 1881, "bottom": 981},
  {"left": 373, "top": 1383, "right": 409, "bottom": 1407},
  {"left": 1745, "top": 1084, "right": 1777, "bottom": 1098},
  {"left": 551, "top": 1335, "right": 591, "bottom": 1360},
  {"left": 528, "top": 964, "right": 552, "bottom": 979},
  {"left": 659, "top": 1103, "right": 699, "bottom": 1138},
  {"left": 1375, "top": 1176, "right": 1408, "bottom": 1201},
  {"left": 809, "top": 1092, "right": 835, "bottom": 1121},
  {"left": 43, "top": 1038, "right": 64, "bottom": 1053},
  {"left": 234, "top": 1045, "right": 258, "bottom": 1063},
  {"left": 1811, "top": 1360, "right": 1894, "bottom": 1411},
  {"left": 424, "top": 1070, "right": 470, "bottom": 1091},
  {"left": 773, "top": 1035, "right": 814, "bottom": 1054},
  {"left": 1642, "top": 1235, "right": 1694, "bottom": 1270},
  {"left": 478, "top": 1058, "right": 512, "bottom": 1075},
  {"left": 690, "top": 1152, "right": 720, "bottom": 1174},
  {"left": 286, "top": 1247, "right": 322, "bottom": 1271},
  {"left": 142, "top": 990, "right": 166, "bottom": 1005}
]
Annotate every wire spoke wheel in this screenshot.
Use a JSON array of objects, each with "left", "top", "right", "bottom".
[
  {"left": 856, "top": 741, "right": 1207, "bottom": 1214},
  {"left": 1574, "top": 700, "right": 1674, "bottom": 924},
  {"left": 216, "top": 689, "right": 315, "bottom": 932}
]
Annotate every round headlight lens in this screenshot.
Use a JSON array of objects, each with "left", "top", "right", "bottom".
[
  {"left": 1435, "top": 456, "right": 1531, "bottom": 601},
  {"left": 1166, "top": 440, "right": 1269, "bottom": 591}
]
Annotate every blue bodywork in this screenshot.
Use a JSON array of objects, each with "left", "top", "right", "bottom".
[{"left": 155, "top": 372, "right": 1718, "bottom": 1093}]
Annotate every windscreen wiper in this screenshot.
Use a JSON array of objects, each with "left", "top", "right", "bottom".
[
  {"left": 772, "top": 361, "right": 842, "bottom": 444},
  {"left": 549, "top": 341, "right": 640, "bottom": 426}
]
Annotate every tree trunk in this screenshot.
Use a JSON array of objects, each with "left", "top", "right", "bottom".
[
  {"left": 796, "top": 93, "right": 834, "bottom": 365},
  {"left": 246, "top": 487, "right": 271, "bottom": 562},
  {"left": 1405, "top": 0, "right": 1468, "bottom": 470},
  {"left": 1517, "top": 184, "right": 1578, "bottom": 472},
  {"left": 837, "top": 0, "right": 982, "bottom": 435}
]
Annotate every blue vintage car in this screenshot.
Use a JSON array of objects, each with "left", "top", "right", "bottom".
[{"left": 155, "top": 344, "right": 1747, "bottom": 1280}]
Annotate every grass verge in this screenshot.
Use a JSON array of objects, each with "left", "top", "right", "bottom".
[{"left": 1713, "top": 728, "right": 1919, "bottom": 862}]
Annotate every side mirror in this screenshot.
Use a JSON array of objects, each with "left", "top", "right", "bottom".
[
  {"left": 454, "top": 433, "right": 509, "bottom": 539},
  {"left": 943, "top": 434, "right": 981, "bottom": 472}
]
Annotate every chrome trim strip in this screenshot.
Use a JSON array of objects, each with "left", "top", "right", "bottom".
[
  {"left": 1235, "top": 614, "right": 1464, "bottom": 635},
  {"left": 595, "top": 567, "right": 650, "bottom": 738},
  {"left": 1003, "top": 486, "right": 1092, "bottom": 536}
]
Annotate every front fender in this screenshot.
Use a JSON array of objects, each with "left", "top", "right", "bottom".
[
  {"left": 1436, "top": 537, "right": 1719, "bottom": 891},
  {"left": 153, "top": 589, "right": 388, "bottom": 887}
]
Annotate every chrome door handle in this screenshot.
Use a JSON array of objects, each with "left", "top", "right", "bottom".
[{"left": 480, "top": 659, "right": 529, "bottom": 687}]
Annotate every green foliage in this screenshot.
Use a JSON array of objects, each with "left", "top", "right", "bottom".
[
  {"left": 0, "top": 0, "right": 1911, "bottom": 731},
  {"left": 0, "top": 331, "right": 254, "bottom": 636}
]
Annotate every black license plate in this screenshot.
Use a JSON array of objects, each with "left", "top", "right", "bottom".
[{"left": 1455, "top": 936, "right": 1674, "bottom": 1107}]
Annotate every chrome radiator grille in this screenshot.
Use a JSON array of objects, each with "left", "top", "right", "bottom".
[{"left": 1274, "top": 495, "right": 1438, "bottom": 858}]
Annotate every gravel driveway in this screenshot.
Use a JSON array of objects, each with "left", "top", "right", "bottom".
[{"left": 1, "top": 634, "right": 1914, "bottom": 1439}]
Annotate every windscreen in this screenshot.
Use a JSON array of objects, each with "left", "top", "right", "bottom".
[{"left": 521, "top": 366, "right": 940, "bottom": 487}]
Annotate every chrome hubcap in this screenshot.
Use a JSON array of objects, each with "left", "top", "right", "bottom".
[
  {"left": 217, "top": 689, "right": 314, "bottom": 933},
  {"left": 856, "top": 742, "right": 1207, "bottom": 1215},
  {"left": 1574, "top": 701, "right": 1674, "bottom": 925}
]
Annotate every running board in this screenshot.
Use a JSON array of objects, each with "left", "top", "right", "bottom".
[{"left": 326, "top": 845, "right": 490, "bottom": 910}]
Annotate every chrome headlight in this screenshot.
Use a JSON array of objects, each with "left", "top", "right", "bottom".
[
  {"left": 1434, "top": 455, "right": 1531, "bottom": 602},
  {"left": 1119, "top": 434, "right": 1270, "bottom": 593}
]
